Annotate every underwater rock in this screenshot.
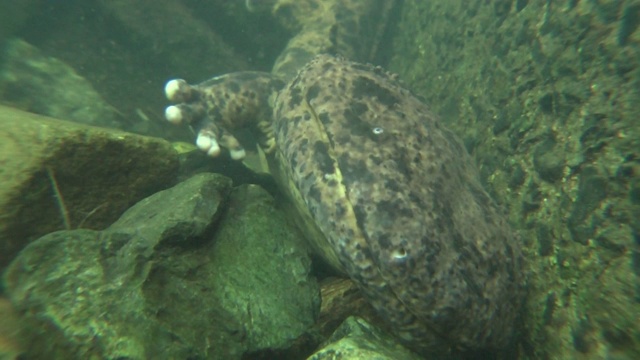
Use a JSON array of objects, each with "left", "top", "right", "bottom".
[
  {"left": 308, "top": 316, "right": 422, "bottom": 360},
  {"left": 315, "top": 278, "right": 378, "bottom": 345},
  {"left": 568, "top": 166, "right": 608, "bottom": 244},
  {"left": 390, "top": 1, "right": 640, "bottom": 358},
  {"left": 3, "top": 173, "right": 319, "bottom": 359},
  {"left": 533, "top": 137, "right": 566, "bottom": 183},
  {"left": 0, "top": 38, "right": 125, "bottom": 129},
  {"left": 0, "top": 105, "right": 178, "bottom": 271}
]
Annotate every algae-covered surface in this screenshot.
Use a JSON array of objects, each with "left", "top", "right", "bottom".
[{"left": 390, "top": 1, "right": 639, "bottom": 358}]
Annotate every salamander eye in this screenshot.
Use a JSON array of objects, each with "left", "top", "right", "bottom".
[
  {"left": 391, "top": 247, "right": 407, "bottom": 259},
  {"left": 372, "top": 127, "right": 384, "bottom": 135}
]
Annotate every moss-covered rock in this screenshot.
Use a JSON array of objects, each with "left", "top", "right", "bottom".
[
  {"left": 3, "top": 173, "right": 319, "bottom": 359},
  {"left": 0, "top": 105, "right": 179, "bottom": 270}
]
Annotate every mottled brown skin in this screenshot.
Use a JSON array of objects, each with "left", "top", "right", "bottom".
[
  {"left": 166, "top": 55, "right": 525, "bottom": 356},
  {"left": 167, "top": 73, "right": 284, "bottom": 156}
]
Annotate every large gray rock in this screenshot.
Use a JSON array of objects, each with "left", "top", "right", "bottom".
[{"left": 3, "top": 173, "right": 319, "bottom": 359}]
